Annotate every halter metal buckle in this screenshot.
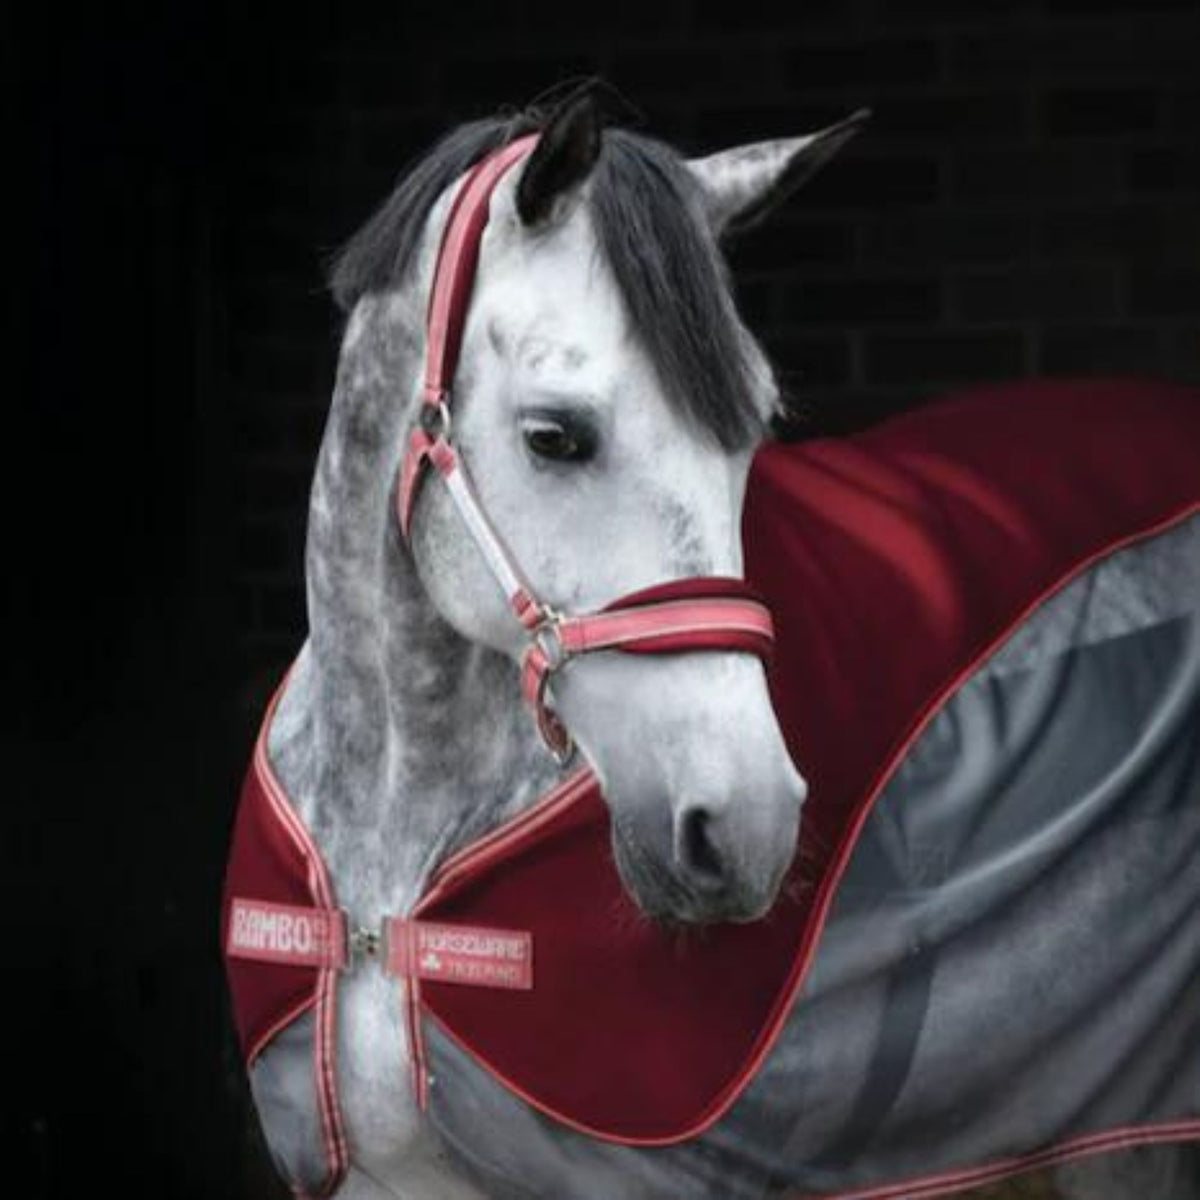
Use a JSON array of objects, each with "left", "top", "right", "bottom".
[
  {"left": 529, "top": 608, "right": 576, "bottom": 765},
  {"left": 532, "top": 607, "right": 570, "bottom": 674},
  {"left": 419, "top": 397, "right": 453, "bottom": 441},
  {"left": 350, "top": 925, "right": 384, "bottom": 965}
]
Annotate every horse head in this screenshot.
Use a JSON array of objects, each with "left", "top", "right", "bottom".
[{"left": 330, "top": 89, "right": 866, "bottom": 926}]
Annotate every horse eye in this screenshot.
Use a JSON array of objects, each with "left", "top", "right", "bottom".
[{"left": 522, "top": 416, "right": 596, "bottom": 463}]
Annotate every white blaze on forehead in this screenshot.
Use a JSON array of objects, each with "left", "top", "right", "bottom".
[
  {"left": 507, "top": 331, "right": 592, "bottom": 377},
  {"left": 477, "top": 199, "right": 635, "bottom": 391}
]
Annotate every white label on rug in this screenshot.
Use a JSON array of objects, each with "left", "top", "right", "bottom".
[{"left": 388, "top": 919, "right": 533, "bottom": 990}]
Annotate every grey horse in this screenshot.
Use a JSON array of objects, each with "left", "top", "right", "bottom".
[{"left": 228, "top": 89, "right": 1200, "bottom": 1199}]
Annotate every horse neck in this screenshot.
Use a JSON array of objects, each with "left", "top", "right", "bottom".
[{"left": 266, "top": 296, "right": 558, "bottom": 919}]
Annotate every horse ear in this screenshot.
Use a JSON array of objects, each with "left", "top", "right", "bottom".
[
  {"left": 516, "top": 91, "right": 604, "bottom": 226},
  {"left": 687, "top": 108, "right": 871, "bottom": 236}
]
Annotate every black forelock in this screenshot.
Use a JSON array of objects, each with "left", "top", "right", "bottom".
[
  {"left": 328, "top": 111, "right": 770, "bottom": 451},
  {"left": 590, "top": 129, "right": 768, "bottom": 450},
  {"left": 328, "top": 113, "right": 538, "bottom": 312}
]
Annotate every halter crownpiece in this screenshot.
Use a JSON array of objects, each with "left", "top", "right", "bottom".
[{"left": 397, "top": 135, "right": 776, "bottom": 760}]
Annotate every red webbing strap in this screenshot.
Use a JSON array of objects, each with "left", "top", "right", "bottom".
[
  {"left": 593, "top": 576, "right": 775, "bottom": 654},
  {"left": 519, "top": 579, "right": 776, "bottom": 754},
  {"left": 423, "top": 135, "right": 539, "bottom": 405},
  {"left": 559, "top": 597, "right": 774, "bottom": 658},
  {"left": 398, "top": 428, "right": 435, "bottom": 538},
  {"left": 399, "top": 135, "right": 540, "bottom": 538}
]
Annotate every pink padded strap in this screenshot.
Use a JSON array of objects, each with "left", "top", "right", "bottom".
[
  {"left": 520, "top": 581, "right": 775, "bottom": 758},
  {"left": 400, "top": 135, "right": 540, "bottom": 538},
  {"left": 559, "top": 597, "right": 774, "bottom": 658},
  {"left": 398, "top": 430, "right": 550, "bottom": 628},
  {"left": 398, "top": 429, "right": 435, "bottom": 535},
  {"left": 423, "top": 135, "right": 538, "bottom": 407},
  {"left": 518, "top": 644, "right": 574, "bottom": 762}
]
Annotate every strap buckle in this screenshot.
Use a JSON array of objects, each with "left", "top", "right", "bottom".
[
  {"left": 419, "top": 396, "right": 453, "bottom": 441},
  {"left": 532, "top": 607, "right": 571, "bottom": 674},
  {"left": 349, "top": 924, "right": 385, "bottom": 964},
  {"left": 526, "top": 609, "right": 576, "bottom": 766}
]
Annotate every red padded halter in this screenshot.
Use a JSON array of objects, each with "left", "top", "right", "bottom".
[{"left": 397, "top": 136, "right": 776, "bottom": 759}]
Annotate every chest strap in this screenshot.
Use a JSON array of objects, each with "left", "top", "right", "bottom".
[{"left": 226, "top": 898, "right": 533, "bottom": 992}]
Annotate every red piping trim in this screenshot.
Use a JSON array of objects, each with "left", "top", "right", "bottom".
[
  {"left": 318, "top": 968, "right": 343, "bottom": 1190},
  {"left": 254, "top": 756, "right": 343, "bottom": 1181},
  {"left": 424, "top": 1007, "right": 1199, "bottom": 1170},
  {"left": 247, "top": 993, "right": 320, "bottom": 1068},
  {"left": 403, "top": 774, "right": 593, "bottom": 1107},
  {"left": 423, "top": 138, "right": 538, "bottom": 398},
  {"left": 421, "top": 1005, "right": 654, "bottom": 1141},
  {"left": 800, "top": 1120, "right": 1200, "bottom": 1200},
  {"left": 564, "top": 615, "right": 773, "bottom": 654},
  {"left": 413, "top": 500, "right": 1200, "bottom": 1147},
  {"left": 429, "top": 438, "right": 457, "bottom": 477},
  {"left": 398, "top": 429, "right": 434, "bottom": 539},
  {"left": 417, "top": 768, "right": 597, "bottom": 907},
  {"left": 406, "top": 971, "right": 430, "bottom": 1111},
  {"left": 252, "top": 677, "right": 350, "bottom": 1192},
  {"left": 512, "top": 588, "right": 542, "bottom": 630}
]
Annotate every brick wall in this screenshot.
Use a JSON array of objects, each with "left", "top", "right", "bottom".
[{"left": 221, "top": 0, "right": 1200, "bottom": 674}]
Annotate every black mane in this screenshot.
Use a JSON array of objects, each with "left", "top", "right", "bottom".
[{"left": 329, "top": 112, "right": 769, "bottom": 451}]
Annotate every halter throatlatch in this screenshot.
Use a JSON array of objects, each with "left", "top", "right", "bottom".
[{"left": 397, "top": 135, "right": 775, "bottom": 761}]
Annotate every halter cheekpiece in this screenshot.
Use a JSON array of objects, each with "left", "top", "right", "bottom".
[{"left": 396, "top": 134, "right": 775, "bottom": 760}]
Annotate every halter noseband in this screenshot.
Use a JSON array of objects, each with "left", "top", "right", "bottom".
[{"left": 397, "top": 135, "right": 775, "bottom": 762}]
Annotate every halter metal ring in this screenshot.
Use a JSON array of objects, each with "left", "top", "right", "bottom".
[
  {"left": 532, "top": 609, "right": 570, "bottom": 674},
  {"left": 534, "top": 672, "right": 575, "bottom": 767},
  {"left": 419, "top": 397, "right": 453, "bottom": 441},
  {"left": 527, "top": 609, "right": 575, "bottom": 765}
]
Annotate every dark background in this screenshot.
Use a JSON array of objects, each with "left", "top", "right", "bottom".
[{"left": 11, "top": 2, "right": 1198, "bottom": 1196}]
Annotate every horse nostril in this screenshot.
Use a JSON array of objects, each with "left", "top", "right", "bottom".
[{"left": 678, "top": 807, "right": 727, "bottom": 890}]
